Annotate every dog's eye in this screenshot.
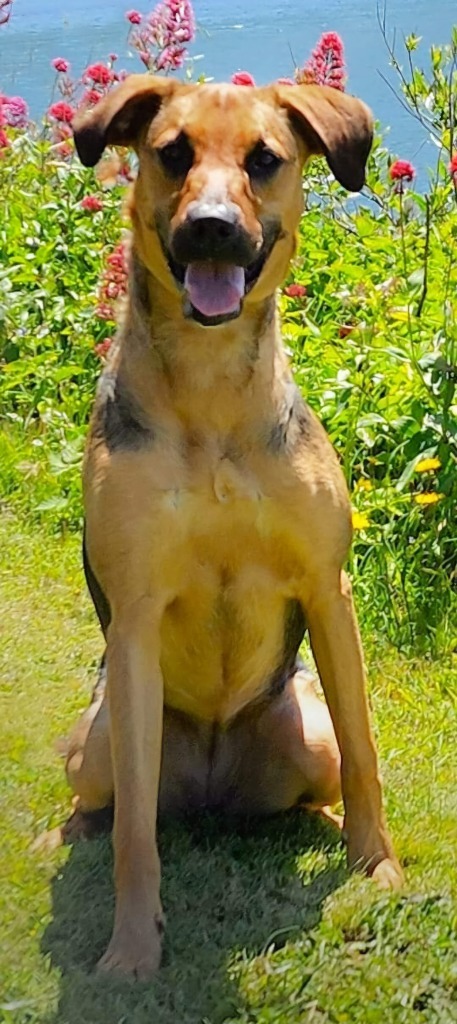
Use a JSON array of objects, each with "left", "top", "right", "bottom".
[
  {"left": 157, "top": 133, "right": 194, "bottom": 177},
  {"left": 246, "top": 144, "right": 283, "bottom": 181}
]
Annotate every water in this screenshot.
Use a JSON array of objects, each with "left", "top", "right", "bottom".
[{"left": 1, "top": 0, "right": 456, "bottom": 169}]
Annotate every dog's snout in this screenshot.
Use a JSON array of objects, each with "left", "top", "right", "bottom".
[
  {"left": 191, "top": 215, "right": 237, "bottom": 248},
  {"left": 181, "top": 199, "right": 241, "bottom": 255},
  {"left": 172, "top": 199, "right": 257, "bottom": 267},
  {"left": 187, "top": 199, "right": 239, "bottom": 230}
]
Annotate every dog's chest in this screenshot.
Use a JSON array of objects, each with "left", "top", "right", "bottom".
[
  {"left": 164, "top": 450, "right": 264, "bottom": 517},
  {"left": 155, "top": 446, "right": 303, "bottom": 722},
  {"left": 157, "top": 440, "right": 284, "bottom": 566}
]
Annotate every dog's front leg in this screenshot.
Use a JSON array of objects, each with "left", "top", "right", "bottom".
[
  {"left": 98, "top": 597, "right": 164, "bottom": 981},
  {"left": 305, "top": 570, "right": 403, "bottom": 890}
]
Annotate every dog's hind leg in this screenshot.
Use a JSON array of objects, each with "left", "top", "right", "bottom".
[
  {"left": 65, "top": 659, "right": 113, "bottom": 817},
  {"left": 214, "top": 666, "right": 343, "bottom": 820},
  {"left": 32, "top": 662, "right": 113, "bottom": 853}
]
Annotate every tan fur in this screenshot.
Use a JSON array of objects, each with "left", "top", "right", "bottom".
[{"left": 60, "top": 77, "right": 403, "bottom": 979}]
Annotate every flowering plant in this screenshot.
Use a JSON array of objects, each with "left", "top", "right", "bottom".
[
  {"left": 127, "top": 0, "right": 195, "bottom": 72},
  {"left": 297, "top": 32, "right": 346, "bottom": 90}
]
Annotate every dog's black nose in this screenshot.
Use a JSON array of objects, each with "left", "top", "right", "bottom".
[
  {"left": 172, "top": 199, "right": 256, "bottom": 266},
  {"left": 186, "top": 200, "right": 239, "bottom": 249}
]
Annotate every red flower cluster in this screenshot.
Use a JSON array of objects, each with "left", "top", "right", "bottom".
[
  {"left": 80, "top": 195, "right": 104, "bottom": 212},
  {"left": 45, "top": 95, "right": 74, "bottom": 154},
  {"left": 94, "top": 338, "right": 113, "bottom": 359},
  {"left": 81, "top": 89, "right": 102, "bottom": 107},
  {"left": 284, "top": 283, "right": 307, "bottom": 299},
  {"left": 298, "top": 32, "right": 346, "bottom": 91},
  {"left": 231, "top": 71, "right": 255, "bottom": 87},
  {"left": 46, "top": 54, "right": 116, "bottom": 144},
  {"left": 126, "top": 8, "right": 142, "bottom": 23},
  {"left": 52, "top": 57, "right": 70, "bottom": 73},
  {"left": 56, "top": 141, "right": 73, "bottom": 159},
  {"left": 96, "top": 242, "right": 129, "bottom": 321},
  {"left": 48, "top": 101, "right": 74, "bottom": 123},
  {"left": 448, "top": 153, "right": 457, "bottom": 179},
  {"left": 84, "top": 62, "right": 113, "bottom": 87},
  {"left": 389, "top": 159, "right": 415, "bottom": 183},
  {"left": 0, "top": 127, "right": 9, "bottom": 150}
]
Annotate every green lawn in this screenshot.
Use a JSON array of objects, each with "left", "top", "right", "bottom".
[{"left": 0, "top": 513, "right": 456, "bottom": 1024}]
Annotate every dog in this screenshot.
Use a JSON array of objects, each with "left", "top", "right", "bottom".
[{"left": 63, "top": 75, "right": 403, "bottom": 980}]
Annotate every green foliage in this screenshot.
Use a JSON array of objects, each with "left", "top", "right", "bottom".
[
  {"left": 1, "top": 39, "right": 456, "bottom": 655},
  {"left": 282, "top": 142, "right": 457, "bottom": 652},
  {"left": 0, "top": 133, "right": 123, "bottom": 527}
]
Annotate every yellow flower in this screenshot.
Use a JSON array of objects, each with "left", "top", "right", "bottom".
[
  {"left": 352, "top": 511, "right": 370, "bottom": 529},
  {"left": 415, "top": 457, "right": 441, "bottom": 473},
  {"left": 354, "top": 479, "right": 374, "bottom": 492},
  {"left": 413, "top": 492, "right": 444, "bottom": 505}
]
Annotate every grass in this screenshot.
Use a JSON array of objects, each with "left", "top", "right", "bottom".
[{"left": 0, "top": 513, "right": 456, "bottom": 1024}]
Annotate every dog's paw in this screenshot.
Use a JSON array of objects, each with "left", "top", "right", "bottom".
[
  {"left": 31, "top": 803, "right": 113, "bottom": 854},
  {"left": 30, "top": 825, "right": 64, "bottom": 854},
  {"left": 97, "top": 915, "right": 164, "bottom": 982},
  {"left": 371, "top": 857, "right": 404, "bottom": 891}
]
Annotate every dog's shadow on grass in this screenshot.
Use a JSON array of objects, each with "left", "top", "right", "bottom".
[{"left": 42, "top": 811, "right": 346, "bottom": 1024}]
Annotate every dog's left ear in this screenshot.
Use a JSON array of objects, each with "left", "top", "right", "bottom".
[
  {"left": 275, "top": 84, "right": 373, "bottom": 192},
  {"left": 72, "top": 74, "right": 177, "bottom": 167}
]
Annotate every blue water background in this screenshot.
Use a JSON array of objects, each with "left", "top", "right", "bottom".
[{"left": 1, "top": 0, "right": 456, "bottom": 170}]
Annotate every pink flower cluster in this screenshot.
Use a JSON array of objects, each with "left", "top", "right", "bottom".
[
  {"left": 46, "top": 53, "right": 122, "bottom": 156},
  {"left": 0, "top": 93, "right": 28, "bottom": 130},
  {"left": 52, "top": 57, "right": 70, "bottom": 73},
  {"left": 448, "top": 153, "right": 457, "bottom": 180},
  {"left": 0, "top": 92, "right": 28, "bottom": 151},
  {"left": 2, "top": 94, "right": 28, "bottom": 127},
  {"left": 126, "top": 8, "right": 142, "bottom": 23},
  {"left": 231, "top": 71, "right": 255, "bottom": 87},
  {"left": 80, "top": 195, "right": 104, "bottom": 212},
  {"left": 284, "top": 283, "right": 307, "bottom": 299},
  {"left": 298, "top": 31, "right": 346, "bottom": 91},
  {"left": 230, "top": 34, "right": 346, "bottom": 94},
  {"left": 41, "top": 3, "right": 195, "bottom": 157},
  {"left": 48, "top": 101, "right": 74, "bottom": 124},
  {"left": 96, "top": 242, "right": 129, "bottom": 321},
  {"left": 388, "top": 159, "right": 415, "bottom": 193},
  {"left": 47, "top": 99, "right": 74, "bottom": 155},
  {"left": 94, "top": 337, "right": 113, "bottom": 359},
  {"left": 84, "top": 62, "right": 114, "bottom": 87},
  {"left": 389, "top": 159, "right": 415, "bottom": 182},
  {"left": 128, "top": 0, "right": 195, "bottom": 72}
]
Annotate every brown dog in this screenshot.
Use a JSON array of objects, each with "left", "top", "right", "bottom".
[{"left": 66, "top": 76, "right": 403, "bottom": 980}]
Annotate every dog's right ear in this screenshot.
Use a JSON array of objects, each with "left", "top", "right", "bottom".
[
  {"left": 275, "top": 83, "right": 373, "bottom": 192},
  {"left": 72, "top": 74, "right": 176, "bottom": 167}
]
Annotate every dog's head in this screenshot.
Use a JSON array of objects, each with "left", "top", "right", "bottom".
[{"left": 73, "top": 76, "right": 372, "bottom": 327}]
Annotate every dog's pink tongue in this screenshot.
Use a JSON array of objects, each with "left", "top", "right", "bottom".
[{"left": 184, "top": 263, "right": 245, "bottom": 317}]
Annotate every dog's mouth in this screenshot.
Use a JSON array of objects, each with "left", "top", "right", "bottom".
[{"left": 167, "top": 247, "right": 270, "bottom": 327}]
